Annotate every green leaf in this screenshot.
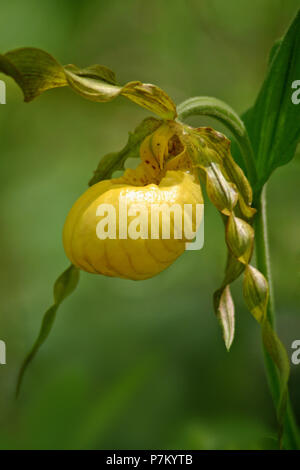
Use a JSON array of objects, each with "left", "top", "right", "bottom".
[
  {"left": 16, "top": 265, "right": 79, "bottom": 397},
  {"left": 0, "top": 47, "right": 176, "bottom": 119},
  {"left": 252, "top": 11, "right": 300, "bottom": 185},
  {"left": 234, "top": 11, "right": 300, "bottom": 190},
  {"left": 0, "top": 47, "right": 67, "bottom": 101},
  {"left": 89, "top": 117, "right": 162, "bottom": 186}
]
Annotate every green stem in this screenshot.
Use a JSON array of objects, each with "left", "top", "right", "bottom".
[
  {"left": 254, "top": 186, "right": 275, "bottom": 327},
  {"left": 254, "top": 186, "right": 300, "bottom": 450},
  {"left": 178, "top": 96, "right": 300, "bottom": 448},
  {"left": 177, "top": 96, "right": 257, "bottom": 184}
]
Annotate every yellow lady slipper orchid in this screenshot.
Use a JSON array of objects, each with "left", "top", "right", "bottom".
[{"left": 63, "top": 124, "right": 203, "bottom": 280}]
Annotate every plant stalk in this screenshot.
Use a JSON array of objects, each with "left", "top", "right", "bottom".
[
  {"left": 254, "top": 185, "right": 300, "bottom": 450},
  {"left": 177, "top": 96, "right": 257, "bottom": 184},
  {"left": 177, "top": 97, "right": 300, "bottom": 448}
]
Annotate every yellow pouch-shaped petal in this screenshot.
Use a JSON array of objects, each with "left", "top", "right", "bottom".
[{"left": 63, "top": 170, "right": 203, "bottom": 280}]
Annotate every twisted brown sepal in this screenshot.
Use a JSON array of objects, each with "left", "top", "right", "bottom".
[
  {"left": 15, "top": 116, "right": 163, "bottom": 397},
  {"left": 16, "top": 265, "right": 80, "bottom": 397},
  {"left": 182, "top": 125, "right": 256, "bottom": 350},
  {"left": 182, "top": 124, "right": 290, "bottom": 445},
  {"left": 0, "top": 47, "right": 177, "bottom": 120}
]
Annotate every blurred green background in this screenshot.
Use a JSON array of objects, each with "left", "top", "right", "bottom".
[{"left": 1, "top": 0, "right": 300, "bottom": 450}]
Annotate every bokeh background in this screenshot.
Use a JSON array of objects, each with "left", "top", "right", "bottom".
[{"left": 1, "top": 0, "right": 300, "bottom": 450}]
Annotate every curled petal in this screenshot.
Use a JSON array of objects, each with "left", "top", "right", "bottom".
[
  {"left": 243, "top": 265, "right": 269, "bottom": 323},
  {"left": 205, "top": 163, "right": 238, "bottom": 215},
  {"left": 226, "top": 215, "right": 254, "bottom": 264},
  {"left": 214, "top": 286, "right": 235, "bottom": 351}
]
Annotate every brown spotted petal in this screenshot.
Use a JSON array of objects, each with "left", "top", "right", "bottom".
[{"left": 189, "top": 127, "right": 256, "bottom": 220}]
